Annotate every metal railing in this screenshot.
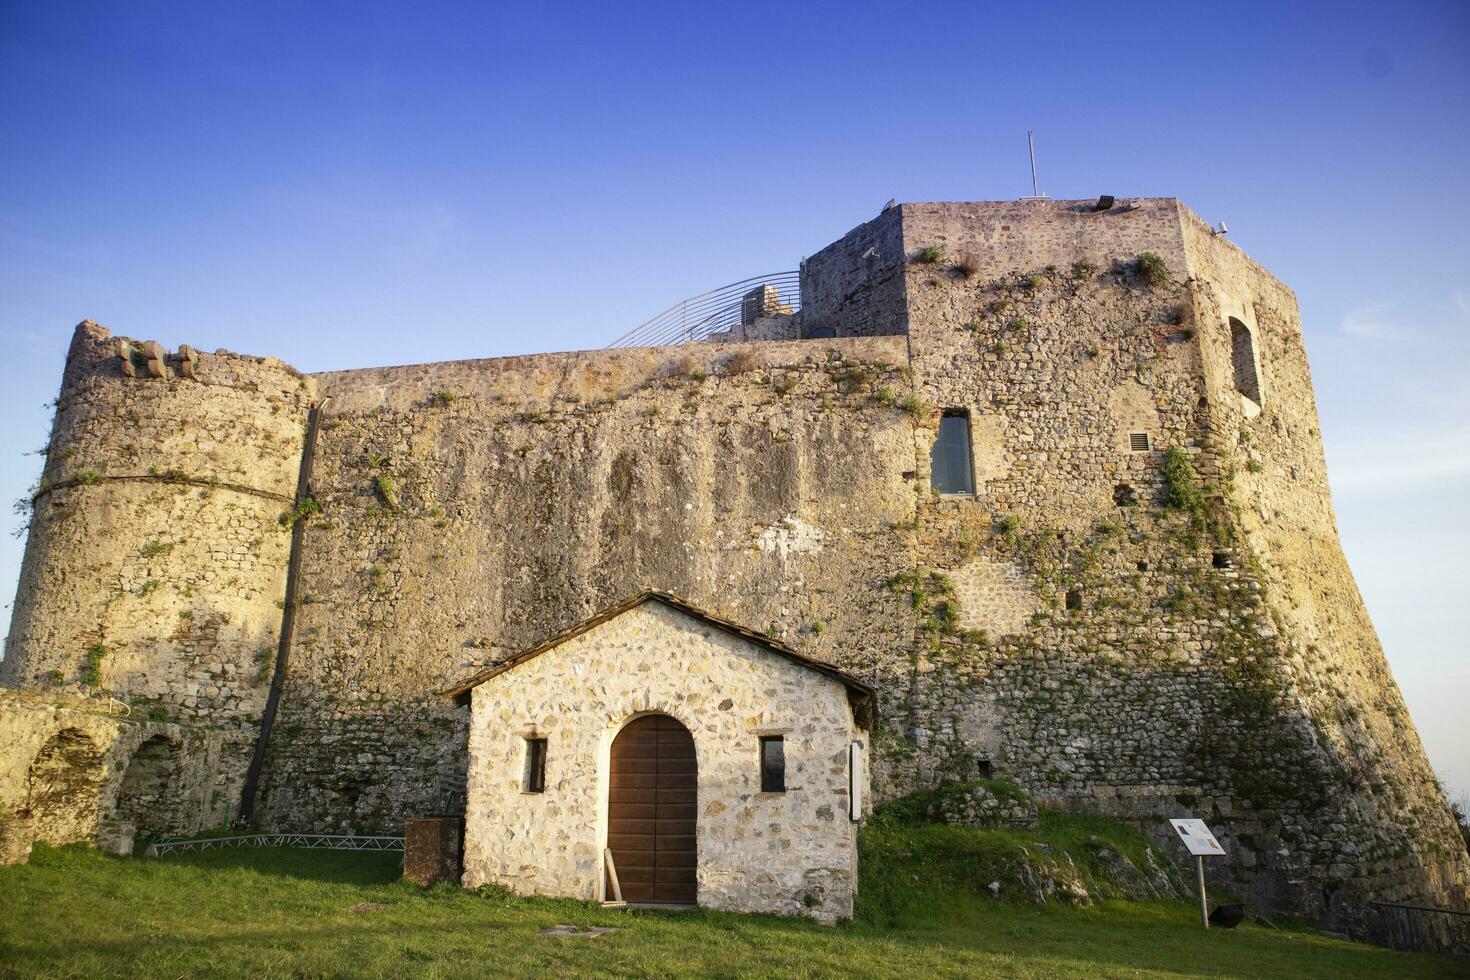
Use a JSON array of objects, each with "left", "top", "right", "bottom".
[
  {"left": 146, "top": 833, "right": 404, "bottom": 857},
  {"left": 1368, "top": 900, "right": 1470, "bottom": 952},
  {"left": 607, "top": 271, "right": 799, "bottom": 348}
]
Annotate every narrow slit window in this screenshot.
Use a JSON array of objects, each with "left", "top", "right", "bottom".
[
  {"left": 1229, "top": 317, "right": 1262, "bottom": 408},
  {"left": 1129, "top": 432, "right": 1150, "bottom": 452},
  {"left": 760, "top": 736, "right": 786, "bottom": 793},
  {"left": 930, "top": 412, "right": 975, "bottom": 494},
  {"left": 523, "top": 737, "right": 547, "bottom": 793}
]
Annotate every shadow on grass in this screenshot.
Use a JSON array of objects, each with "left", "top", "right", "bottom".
[{"left": 157, "top": 846, "right": 404, "bottom": 885}]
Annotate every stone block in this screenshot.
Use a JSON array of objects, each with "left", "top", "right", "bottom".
[{"left": 403, "top": 815, "right": 463, "bottom": 886}]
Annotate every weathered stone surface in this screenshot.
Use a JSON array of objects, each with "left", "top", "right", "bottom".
[
  {"left": 1, "top": 198, "right": 1465, "bottom": 950},
  {"left": 461, "top": 600, "right": 864, "bottom": 923},
  {"left": 0, "top": 689, "right": 234, "bottom": 844},
  {"left": 403, "top": 815, "right": 463, "bottom": 886}
]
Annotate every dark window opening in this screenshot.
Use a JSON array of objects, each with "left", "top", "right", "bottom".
[
  {"left": 759, "top": 736, "right": 786, "bottom": 793},
  {"left": 1129, "top": 432, "right": 1150, "bottom": 452},
  {"left": 977, "top": 760, "right": 994, "bottom": 779},
  {"left": 930, "top": 412, "right": 976, "bottom": 495},
  {"left": 1229, "top": 317, "right": 1262, "bottom": 408},
  {"left": 806, "top": 325, "right": 837, "bottom": 340},
  {"left": 523, "top": 737, "right": 547, "bottom": 793},
  {"left": 1212, "top": 551, "right": 1231, "bottom": 569},
  {"left": 1065, "top": 588, "right": 1083, "bottom": 611},
  {"left": 1114, "top": 484, "right": 1137, "bottom": 507}
]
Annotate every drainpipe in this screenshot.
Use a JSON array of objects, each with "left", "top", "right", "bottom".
[{"left": 238, "top": 396, "right": 329, "bottom": 825}]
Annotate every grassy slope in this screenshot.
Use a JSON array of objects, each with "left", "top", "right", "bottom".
[{"left": 0, "top": 835, "right": 1462, "bottom": 979}]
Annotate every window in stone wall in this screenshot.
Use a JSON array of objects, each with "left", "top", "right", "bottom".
[
  {"left": 1229, "top": 317, "right": 1263, "bottom": 409},
  {"left": 760, "top": 736, "right": 786, "bottom": 793},
  {"left": 523, "top": 737, "right": 547, "bottom": 793},
  {"left": 1129, "top": 432, "right": 1150, "bottom": 452},
  {"left": 930, "top": 412, "right": 976, "bottom": 495}
]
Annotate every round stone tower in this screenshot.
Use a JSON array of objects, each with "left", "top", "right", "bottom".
[{"left": 2, "top": 321, "right": 316, "bottom": 727}]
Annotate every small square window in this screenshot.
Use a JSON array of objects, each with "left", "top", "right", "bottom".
[
  {"left": 523, "top": 737, "right": 547, "bottom": 793},
  {"left": 1129, "top": 432, "right": 1150, "bottom": 452},
  {"left": 759, "top": 736, "right": 786, "bottom": 793}
]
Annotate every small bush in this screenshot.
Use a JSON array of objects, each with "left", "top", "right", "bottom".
[
  {"left": 1022, "top": 274, "right": 1042, "bottom": 290},
  {"left": 429, "top": 389, "right": 459, "bottom": 408},
  {"left": 912, "top": 244, "right": 946, "bottom": 264},
  {"left": 995, "top": 514, "right": 1019, "bottom": 536},
  {"left": 896, "top": 394, "right": 930, "bottom": 421},
  {"left": 1072, "top": 259, "right": 1097, "bottom": 279},
  {"left": 279, "top": 497, "right": 321, "bottom": 528},
  {"left": 1135, "top": 252, "right": 1168, "bottom": 288},
  {"left": 76, "top": 470, "right": 101, "bottom": 486},
  {"left": 83, "top": 643, "right": 107, "bottom": 687},
  {"left": 871, "top": 387, "right": 895, "bottom": 407},
  {"left": 141, "top": 540, "right": 172, "bottom": 558},
  {"left": 374, "top": 476, "right": 399, "bottom": 511},
  {"left": 724, "top": 350, "right": 759, "bottom": 375},
  {"left": 139, "top": 579, "right": 161, "bottom": 597},
  {"left": 1161, "top": 446, "right": 1205, "bottom": 513},
  {"left": 949, "top": 257, "right": 977, "bottom": 279}
]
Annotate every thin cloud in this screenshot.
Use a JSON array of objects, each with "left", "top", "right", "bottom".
[
  {"left": 1340, "top": 301, "right": 1414, "bottom": 340},
  {"left": 1327, "top": 425, "right": 1470, "bottom": 496}
]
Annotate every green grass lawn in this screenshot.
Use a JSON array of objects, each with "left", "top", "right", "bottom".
[{"left": 1, "top": 842, "right": 1462, "bottom": 979}]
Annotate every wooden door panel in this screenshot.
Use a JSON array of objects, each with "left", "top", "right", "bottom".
[{"left": 607, "top": 715, "right": 697, "bottom": 905}]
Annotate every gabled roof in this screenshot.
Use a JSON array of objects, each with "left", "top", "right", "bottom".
[{"left": 441, "top": 590, "right": 875, "bottom": 729}]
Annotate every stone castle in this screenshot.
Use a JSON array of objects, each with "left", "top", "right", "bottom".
[{"left": 2, "top": 198, "right": 1466, "bottom": 947}]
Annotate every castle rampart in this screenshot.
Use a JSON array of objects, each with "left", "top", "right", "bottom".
[
  {"left": 2, "top": 321, "right": 315, "bottom": 735},
  {"left": 2, "top": 200, "right": 1465, "bottom": 951}
]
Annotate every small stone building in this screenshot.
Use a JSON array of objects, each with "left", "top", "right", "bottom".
[{"left": 444, "top": 592, "right": 875, "bottom": 923}]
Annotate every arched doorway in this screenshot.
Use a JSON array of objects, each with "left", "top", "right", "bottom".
[
  {"left": 607, "top": 714, "right": 696, "bottom": 905},
  {"left": 26, "top": 729, "right": 105, "bottom": 845},
  {"left": 113, "top": 736, "right": 182, "bottom": 836}
]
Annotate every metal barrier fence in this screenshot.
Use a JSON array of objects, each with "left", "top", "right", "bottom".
[
  {"left": 1368, "top": 900, "right": 1470, "bottom": 952},
  {"left": 607, "top": 271, "right": 799, "bottom": 348},
  {"left": 146, "top": 833, "right": 404, "bottom": 857}
]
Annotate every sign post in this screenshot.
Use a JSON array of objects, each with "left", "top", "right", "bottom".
[{"left": 1169, "top": 818, "right": 1226, "bottom": 929}]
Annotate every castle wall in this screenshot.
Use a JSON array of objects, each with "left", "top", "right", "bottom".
[
  {"left": 1, "top": 322, "right": 316, "bottom": 824},
  {"left": 3, "top": 200, "right": 1463, "bottom": 951},
  {"left": 0, "top": 689, "right": 233, "bottom": 847},
  {"left": 1179, "top": 211, "right": 1470, "bottom": 945},
  {"left": 857, "top": 199, "right": 1467, "bottom": 948},
  {"left": 253, "top": 336, "right": 917, "bottom": 831},
  {"left": 799, "top": 207, "right": 908, "bottom": 338}
]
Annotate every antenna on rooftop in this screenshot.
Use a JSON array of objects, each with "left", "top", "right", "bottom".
[{"left": 1021, "top": 131, "right": 1050, "bottom": 200}]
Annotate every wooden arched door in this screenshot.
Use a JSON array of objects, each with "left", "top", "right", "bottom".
[{"left": 607, "top": 714, "right": 696, "bottom": 904}]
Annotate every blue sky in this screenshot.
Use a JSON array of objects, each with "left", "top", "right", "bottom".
[{"left": 1, "top": 1, "right": 1467, "bottom": 798}]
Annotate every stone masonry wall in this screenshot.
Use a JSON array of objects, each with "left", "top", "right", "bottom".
[
  {"left": 462, "top": 600, "right": 862, "bottom": 923},
  {"left": 875, "top": 198, "right": 1468, "bottom": 950},
  {"left": 0, "top": 688, "right": 233, "bottom": 846},
  {"left": 253, "top": 336, "right": 915, "bottom": 833},
  {"left": 2, "top": 321, "right": 316, "bottom": 731},
  {"left": 1179, "top": 209, "right": 1470, "bottom": 947},
  {"left": 799, "top": 207, "right": 908, "bottom": 338},
  {"left": 3, "top": 200, "right": 1463, "bottom": 951}
]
